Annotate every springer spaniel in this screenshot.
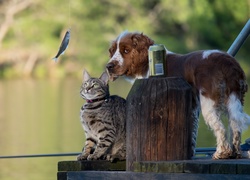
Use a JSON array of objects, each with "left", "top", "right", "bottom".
[{"left": 106, "top": 31, "right": 250, "bottom": 159}]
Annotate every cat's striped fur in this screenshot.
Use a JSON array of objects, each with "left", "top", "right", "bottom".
[{"left": 77, "top": 70, "right": 126, "bottom": 162}]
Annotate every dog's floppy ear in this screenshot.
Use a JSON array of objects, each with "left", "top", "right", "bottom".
[
  {"left": 132, "top": 34, "right": 140, "bottom": 47},
  {"left": 132, "top": 33, "right": 154, "bottom": 49},
  {"left": 141, "top": 33, "right": 154, "bottom": 46}
]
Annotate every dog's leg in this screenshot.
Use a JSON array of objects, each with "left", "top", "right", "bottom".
[
  {"left": 227, "top": 93, "right": 247, "bottom": 159},
  {"left": 190, "top": 94, "right": 200, "bottom": 157},
  {"left": 229, "top": 119, "right": 242, "bottom": 159},
  {"left": 200, "top": 94, "right": 232, "bottom": 159}
]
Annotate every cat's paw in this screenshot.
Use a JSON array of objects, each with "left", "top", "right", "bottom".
[
  {"left": 77, "top": 154, "right": 88, "bottom": 161},
  {"left": 106, "top": 154, "right": 113, "bottom": 162},
  {"left": 106, "top": 153, "right": 126, "bottom": 162},
  {"left": 87, "top": 154, "right": 98, "bottom": 161},
  {"left": 106, "top": 154, "right": 120, "bottom": 162}
]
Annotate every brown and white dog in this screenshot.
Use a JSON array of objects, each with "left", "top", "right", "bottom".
[{"left": 106, "top": 31, "right": 250, "bottom": 159}]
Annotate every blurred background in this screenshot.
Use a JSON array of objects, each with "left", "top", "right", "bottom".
[{"left": 0, "top": 0, "right": 249, "bottom": 179}]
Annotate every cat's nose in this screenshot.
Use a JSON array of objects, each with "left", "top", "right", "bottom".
[
  {"left": 106, "top": 62, "right": 114, "bottom": 70},
  {"left": 85, "top": 87, "right": 91, "bottom": 92}
]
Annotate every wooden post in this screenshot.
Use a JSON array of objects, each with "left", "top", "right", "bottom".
[{"left": 126, "top": 77, "right": 195, "bottom": 171}]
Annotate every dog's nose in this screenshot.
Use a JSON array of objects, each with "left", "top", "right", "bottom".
[{"left": 106, "top": 62, "right": 114, "bottom": 70}]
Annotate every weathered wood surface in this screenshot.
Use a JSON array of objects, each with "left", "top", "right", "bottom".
[
  {"left": 57, "top": 159, "right": 250, "bottom": 180},
  {"left": 126, "top": 77, "right": 195, "bottom": 171},
  {"left": 58, "top": 160, "right": 126, "bottom": 171},
  {"left": 60, "top": 171, "right": 250, "bottom": 180},
  {"left": 58, "top": 160, "right": 126, "bottom": 180},
  {"left": 134, "top": 158, "right": 250, "bottom": 174}
]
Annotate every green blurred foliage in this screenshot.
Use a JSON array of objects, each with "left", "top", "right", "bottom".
[{"left": 0, "top": 0, "right": 249, "bottom": 78}]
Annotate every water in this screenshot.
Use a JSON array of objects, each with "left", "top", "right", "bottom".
[{"left": 0, "top": 78, "right": 249, "bottom": 180}]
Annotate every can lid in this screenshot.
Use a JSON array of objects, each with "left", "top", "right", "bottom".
[{"left": 148, "top": 44, "right": 165, "bottom": 51}]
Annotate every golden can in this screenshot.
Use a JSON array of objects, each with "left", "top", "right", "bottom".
[{"left": 148, "top": 44, "right": 167, "bottom": 76}]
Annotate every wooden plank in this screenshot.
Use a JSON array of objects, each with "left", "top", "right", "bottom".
[
  {"left": 63, "top": 171, "right": 250, "bottom": 180},
  {"left": 141, "top": 79, "right": 151, "bottom": 161},
  {"left": 184, "top": 162, "right": 210, "bottom": 174},
  {"left": 210, "top": 163, "right": 237, "bottom": 174},
  {"left": 237, "top": 163, "right": 250, "bottom": 174},
  {"left": 157, "top": 79, "right": 168, "bottom": 160},
  {"left": 133, "top": 159, "right": 250, "bottom": 174},
  {"left": 149, "top": 78, "right": 158, "bottom": 161},
  {"left": 58, "top": 160, "right": 126, "bottom": 171},
  {"left": 57, "top": 159, "right": 250, "bottom": 180},
  {"left": 126, "top": 79, "right": 142, "bottom": 171}
]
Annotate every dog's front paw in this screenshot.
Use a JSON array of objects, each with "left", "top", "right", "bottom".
[
  {"left": 231, "top": 151, "right": 242, "bottom": 159},
  {"left": 213, "top": 150, "right": 232, "bottom": 159}
]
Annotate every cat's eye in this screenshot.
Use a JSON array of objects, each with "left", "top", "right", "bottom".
[{"left": 93, "top": 84, "right": 99, "bottom": 88}]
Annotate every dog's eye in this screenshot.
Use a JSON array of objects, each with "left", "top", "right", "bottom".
[{"left": 124, "top": 49, "right": 129, "bottom": 54}]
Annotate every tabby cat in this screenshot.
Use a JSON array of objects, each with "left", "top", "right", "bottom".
[{"left": 77, "top": 70, "right": 126, "bottom": 162}]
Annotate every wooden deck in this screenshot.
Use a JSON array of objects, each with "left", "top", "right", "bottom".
[{"left": 57, "top": 158, "right": 250, "bottom": 180}]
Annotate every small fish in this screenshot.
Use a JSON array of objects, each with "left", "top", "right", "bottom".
[{"left": 52, "top": 29, "right": 71, "bottom": 62}]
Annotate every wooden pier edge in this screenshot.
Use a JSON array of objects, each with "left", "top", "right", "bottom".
[
  {"left": 57, "top": 159, "right": 250, "bottom": 180},
  {"left": 59, "top": 171, "right": 250, "bottom": 180}
]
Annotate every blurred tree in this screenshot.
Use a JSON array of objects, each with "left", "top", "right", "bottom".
[
  {"left": 0, "top": 0, "right": 249, "bottom": 78},
  {"left": 0, "top": 0, "right": 32, "bottom": 47}
]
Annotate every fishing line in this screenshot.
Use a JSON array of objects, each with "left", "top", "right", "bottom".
[{"left": 68, "top": 0, "right": 71, "bottom": 28}]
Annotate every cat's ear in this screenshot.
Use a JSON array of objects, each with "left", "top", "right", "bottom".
[
  {"left": 100, "top": 71, "right": 109, "bottom": 84},
  {"left": 83, "top": 69, "right": 91, "bottom": 81}
]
